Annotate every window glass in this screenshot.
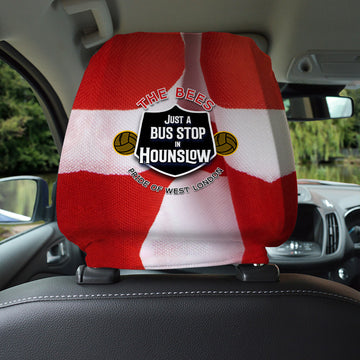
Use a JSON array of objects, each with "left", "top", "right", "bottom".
[
  {"left": 0, "top": 59, "right": 59, "bottom": 241},
  {"left": 289, "top": 88, "right": 360, "bottom": 184}
]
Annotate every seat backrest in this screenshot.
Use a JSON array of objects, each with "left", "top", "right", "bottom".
[
  {"left": 57, "top": 32, "right": 297, "bottom": 270},
  {"left": 1, "top": 272, "right": 360, "bottom": 359}
]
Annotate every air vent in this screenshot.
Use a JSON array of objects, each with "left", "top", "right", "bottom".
[{"left": 326, "top": 213, "right": 339, "bottom": 254}]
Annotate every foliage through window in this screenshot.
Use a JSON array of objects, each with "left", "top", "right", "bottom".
[
  {"left": 0, "top": 59, "right": 59, "bottom": 241},
  {"left": 289, "top": 88, "right": 360, "bottom": 183},
  {"left": 0, "top": 59, "right": 59, "bottom": 175}
]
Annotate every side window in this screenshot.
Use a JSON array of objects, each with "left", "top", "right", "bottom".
[
  {"left": 289, "top": 88, "right": 360, "bottom": 184},
  {"left": 0, "top": 59, "right": 59, "bottom": 241}
]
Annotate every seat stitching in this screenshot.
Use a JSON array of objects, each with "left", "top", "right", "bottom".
[{"left": 0, "top": 289, "right": 360, "bottom": 308}]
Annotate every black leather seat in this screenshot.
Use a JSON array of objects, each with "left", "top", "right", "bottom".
[{"left": 1, "top": 273, "right": 360, "bottom": 359}]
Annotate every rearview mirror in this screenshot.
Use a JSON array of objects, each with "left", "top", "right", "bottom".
[
  {"left": 284, "top": 96, "right": 353, "bottom": 121},
  {"left": 0, "top": 176, "right": 49, "bottom": 224}
]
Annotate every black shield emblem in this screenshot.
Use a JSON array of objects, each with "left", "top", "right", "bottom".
[{"left": 135, "top": 105, "right": 216, "bottom": 177}]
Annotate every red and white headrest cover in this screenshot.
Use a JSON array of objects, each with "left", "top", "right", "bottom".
[{"left": 57, "top": 32, "right": 297, "bottom": 270}]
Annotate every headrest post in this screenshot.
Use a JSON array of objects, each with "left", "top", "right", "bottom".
[
  {"left": 76, "top": 265, "right": 121, "bottom": 284},
  {"left": 235, "top": 264, "right": 280, "bottom": 282}
]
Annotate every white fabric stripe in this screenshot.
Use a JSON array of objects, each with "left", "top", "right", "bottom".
[
  {"left": 213, "top": 107, "right": 295, "bottom": 183},
  {"left": 139, "top": 170, "right": 244, "bottom": 269},
  {"left": 59, "top": 107, "right": 292, "bottom": 181},
  {"left": 176, "top": 33, "right": 211, "bottom": 112},
  {"left": 59, "top": 76, "right": 184, "bottom": 175}
]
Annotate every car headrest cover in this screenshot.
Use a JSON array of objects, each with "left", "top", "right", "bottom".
[{"left": 57, "top": 32, "right": 297, "bottom": 269}]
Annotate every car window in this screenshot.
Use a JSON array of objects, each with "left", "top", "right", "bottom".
[
  {"left": 289, "top": 88, "right": 360, "bottom": 184},
  {"left": 0, "top": 59, "right": 59, "bottom": 241}
]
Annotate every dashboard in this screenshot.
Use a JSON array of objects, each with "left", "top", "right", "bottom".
[
  {"left": 267, "top": 180, "right": 360, "bottom": 287},
  {"left": 118, "top": 179, "right": 360, "bottom": 290}
]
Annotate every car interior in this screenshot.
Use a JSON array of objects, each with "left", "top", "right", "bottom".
[{"left": 1, "top": 1, "right": 360, "bottom": 359}]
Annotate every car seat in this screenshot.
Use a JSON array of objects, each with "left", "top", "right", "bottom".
[{"left": 0, "top": 32, "right": 360, "bottom": 360}]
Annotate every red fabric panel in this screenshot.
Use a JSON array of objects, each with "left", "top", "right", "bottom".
[
  {"left": 201, "top": 154, "right": 226, "bottom": 174},
  {"left": 200, "top": 33, "right": 284, "bottom": 110},
  {"left": 57, "top": 170, "right": 173, "bottom": 269},
  {"left": 224, "top": 167, "right": 298, "bottom": 263},
  {"left": 73, "top": 33, "right": 185, "bottom": 110}
]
